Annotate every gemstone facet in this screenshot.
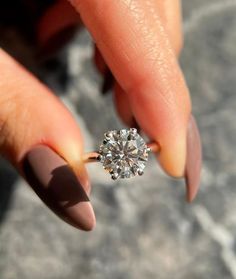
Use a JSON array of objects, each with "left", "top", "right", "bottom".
[{"left": 98, "top": 128, "right": 150, "bottom": 179}]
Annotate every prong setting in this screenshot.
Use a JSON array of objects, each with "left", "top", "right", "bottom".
[
  {"left": 130, "top": 128, "right": 137, "bottom": 134},
  {"left": 104, "top": 131, "right": 113, "bottom": 139},
  {"left": 138, "top": 170, "right": 144, "bottom": 176},
  {"left": 111, "top": 173, "right": 119, "bottom": 180},
  {"left": 97, "top": 154, "right": 102, "bottom": 161}
]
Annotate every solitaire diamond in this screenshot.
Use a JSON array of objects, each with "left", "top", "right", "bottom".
[{"left": 98, "top": 128, "right": 150, "bottom": 179}]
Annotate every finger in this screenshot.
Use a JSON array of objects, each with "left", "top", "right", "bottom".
[
  {"left": 93, "top": 0, "right": 182, "bottom": 70},
  {"left": 93, "top": 46, "right": 115, "bottom": 95},
  {"left": 98, "top": 0, "right": 183, "bottom": 123},
  {"left": 155, "top": 0, "right": 183, "bottom": 55},
  {"left": 113, "top": 83, "right": 133, "bottom": 126},
  {"left": 0, "top": 49, "right": 95, "bottom": 230},
  {"left": 37, "top": 0, "right": 81, "bottom": 56},
  {"left": 93, "top": 46, "right": 131, "bottom": 123},
  {"left": 71, "top": 0, "right": 192, "bottom": 177},
  {"left": 94, "top": 45, "right": 106, "bottom": 74}
]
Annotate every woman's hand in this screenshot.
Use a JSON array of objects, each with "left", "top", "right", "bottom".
[{"left": 0, "top": 0, "right": 201, "bottom": 230}]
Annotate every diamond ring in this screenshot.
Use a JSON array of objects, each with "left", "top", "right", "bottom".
[{"left": 83, "top": 128, "right": 160, "bottom": 179}]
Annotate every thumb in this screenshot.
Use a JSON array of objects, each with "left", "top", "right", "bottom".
[{"left": 0, "top": 49, "right": 95, "bottom": 230}]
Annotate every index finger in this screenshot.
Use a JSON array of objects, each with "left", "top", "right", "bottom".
[{"left": 69, "top": 0, "right": 191, "bottom": 177}]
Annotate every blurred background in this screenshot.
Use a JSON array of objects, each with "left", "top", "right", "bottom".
[{"left": 1, "top": 0, "right": 236, "bottom": 278}]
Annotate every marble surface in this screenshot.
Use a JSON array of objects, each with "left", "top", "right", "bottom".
[{"left": 1, "top": 0, "right": 236, "bottom": 278}]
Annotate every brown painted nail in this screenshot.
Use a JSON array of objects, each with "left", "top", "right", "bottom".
[
  {"left": 185, "top": 115, "right": 202, "bottom": 202},
  {"left": 101, "top": 69, "right": 114, "bottom": 94},
  {"left": 22, "top": 145, "right": 95, "bottom": 230}
]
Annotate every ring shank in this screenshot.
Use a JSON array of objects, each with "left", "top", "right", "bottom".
[{"left": 83, "top": 141, "right": 160, "bottom": 163}]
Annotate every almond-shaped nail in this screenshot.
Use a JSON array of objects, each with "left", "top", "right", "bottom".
[
  {"left": 22, "top": 145, "right": 95, "bottom": 230},
  {"left": 185, "top": 115, "right": 202, "bottom": 202},
  {"left": 101, "top": 69, "right": 114, "bottom": 94}
]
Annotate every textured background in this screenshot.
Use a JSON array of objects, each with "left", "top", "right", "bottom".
[{"left": 1, "top": 0, "right": 236, "bottom": 278}]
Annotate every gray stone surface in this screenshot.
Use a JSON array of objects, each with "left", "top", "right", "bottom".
[{"left": 1, "top": 0, "right": 236, "bottom": 278}]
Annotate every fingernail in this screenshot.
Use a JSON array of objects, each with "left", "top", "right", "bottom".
[
  {"left": 101, "top": 69, "right": 114, "bottom": 94},
  {"left": 22, "top": 145, "right": 95, "bottom": 230},
  {"left": 185, "top": 115, "right": 202, "bottom": 202}
]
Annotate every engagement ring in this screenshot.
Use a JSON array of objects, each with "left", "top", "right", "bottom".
[{"left": 83, "top": 128, "right": 159, "bottom": 179}]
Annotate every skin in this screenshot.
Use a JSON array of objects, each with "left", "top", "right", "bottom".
[{"left": 0, "top": 0, "right": 192, "bottom": 229}]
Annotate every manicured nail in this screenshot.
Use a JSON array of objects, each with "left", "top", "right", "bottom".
[
  {"left": 185, "top": 115, "right": 202, "bottom": 202},
  {"left": 101, "top": 69, "right": 114, "bottom": 94},
  {"left": 22, "top": 145, "right": 95, "bottom": 230}
]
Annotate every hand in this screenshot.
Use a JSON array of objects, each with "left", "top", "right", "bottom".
[{"left": 0, "top": 0, "right": 201, "bottom": 231}]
